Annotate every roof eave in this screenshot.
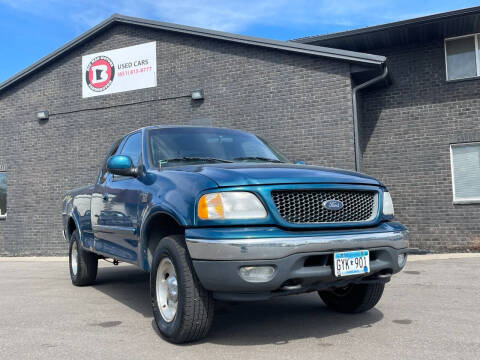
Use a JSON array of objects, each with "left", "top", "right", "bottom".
[
  {"left": 113, "top": 15, "right": 386, "bottom": 65},
  {"left": 294, "top": 5, "right": 480, "bottom": 44},
  {"left": 0, "top": 14, "right": 385, "bottom": 94}
]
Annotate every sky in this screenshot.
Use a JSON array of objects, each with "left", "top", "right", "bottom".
[{"left": 0, "top": 0, "right": 479, "bottom": 82}]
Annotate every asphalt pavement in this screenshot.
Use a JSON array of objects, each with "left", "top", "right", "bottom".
[{"left": 0, "top": 255, "right": 479, "bottom": 360}]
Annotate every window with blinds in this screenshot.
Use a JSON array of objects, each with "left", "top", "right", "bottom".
[
  {"left": 0, "top": 172, "right": 6, "bottom": 219},
  {"left": 450, "top": 143, "right": 480, "bottom": 203},
  {"left": 445, "top": 35, "right": 478, "bottom": 80}
]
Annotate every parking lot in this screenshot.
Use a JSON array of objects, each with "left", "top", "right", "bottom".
[{"left": 1, "top": 255, "right": 479, "bottom": 360}]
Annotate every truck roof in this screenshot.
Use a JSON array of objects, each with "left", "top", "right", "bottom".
[{"left": 123, "top": 125, "right": 252, "bottom": 138}]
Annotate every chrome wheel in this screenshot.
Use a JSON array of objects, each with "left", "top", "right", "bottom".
[
  {"left": 71, "top": 241, "right": 78, "bottom": 276},
  {"left": 156, "top": 257, "right": 178, "bottom": 323}
]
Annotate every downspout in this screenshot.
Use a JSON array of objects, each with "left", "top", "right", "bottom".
[{"left": 351, "top": 63, "right": 388, "bottom": 172}]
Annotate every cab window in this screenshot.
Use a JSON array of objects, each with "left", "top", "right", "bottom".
[
  {"left": 98, "top": 138, "right": 122, "bottom": 184},
  {"left": 112, "top": 132, "right": 142, "bottom": 181},
  {"left": 120, "top": 132, "right": 142, "bottom": 166}
]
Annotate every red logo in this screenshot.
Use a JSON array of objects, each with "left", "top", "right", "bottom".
[{"left": 85, "top": 56, "right": 115, "bottom": 92}]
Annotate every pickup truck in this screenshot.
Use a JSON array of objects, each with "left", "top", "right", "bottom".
[{"left": 62, "top": 126, "right": 408, "bottom": 343}]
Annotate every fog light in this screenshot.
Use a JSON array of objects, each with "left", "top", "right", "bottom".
[
  {"left": 239, "top": 266, "right": 276, "bottom": 283},
  {"left": 398, "top": 253, "right": 407, "bottom": 268}
]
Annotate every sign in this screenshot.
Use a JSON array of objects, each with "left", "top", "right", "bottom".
[
  {"left": 0, "top": 165, "right": 6, "bottom": 172},
  {"left": 82, "top": 42, "right": 157, "bottom": 98}
]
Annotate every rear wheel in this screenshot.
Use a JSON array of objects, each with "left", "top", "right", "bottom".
[
  {"left": 69, "top": 230, "right": 98, "bottom": 286},
  {"left": 150, "top": 235, "right": 214, "bottom": 343},
  {"left": 319, "top": 283, "right": 385, "bottom": 313}
]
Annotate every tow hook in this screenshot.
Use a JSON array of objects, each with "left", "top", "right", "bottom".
[
  {"left": 376, "top": 273, "right": 392, "bottom": 280},
  {"left": 280, "top": 279, "right": 302, "bottom": 291},
  {"left": 361, "top": 272, "right": 392, "bottom": 284}
]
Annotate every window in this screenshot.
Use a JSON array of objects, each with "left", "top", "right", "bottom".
[
  {"left": 120, "top": 132, "right": 142, "bottom": 166},
  {"left": 445, "top": 35, "right": 480, "bottom": 80},
  {"left": 450, "top": 143, "right": 480, "bottom": 203},
  {"left": 148, "top": 127, "right": 288, "bottom": 168},
  {"left": 0, "top": 172, "right": 6, "bottom": 219},
  {"left": 110, "top": 132, "right": 142, "bottom": 181},
  {"left": 98, "top": 138, "right": 123, "bottom": 184}
]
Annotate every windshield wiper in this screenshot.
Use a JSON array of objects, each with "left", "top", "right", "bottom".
[
  {"left": 161, "top": 157, "right": 234, "bottom": 164},
  {"left": 233, "top": 156, "right": 283, "bottom": 163}
]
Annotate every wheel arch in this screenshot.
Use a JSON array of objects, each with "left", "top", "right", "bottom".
[
  {"left": 140, "top": 209, "right": 186, "bottom": 272},
  {"left": 66, "top": 213, "right": 81, "bottom": 243},
  {"left": 67, "top": 217, "right": 77, "bottom": 240}
]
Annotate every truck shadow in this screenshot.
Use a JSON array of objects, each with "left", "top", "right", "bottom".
[
  {"left": 206, "top": 299, "right": 383, "bottom": 346},
  {"left": 93, "top": 264, "right": 384, "bottom": 346},
  {"left": 92, "top": 264, "right": 152, "bottom": 318}
]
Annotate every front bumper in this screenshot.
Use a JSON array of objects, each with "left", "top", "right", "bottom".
[{"left": 185, "top": 222, "right": 409, "bottom": 301}]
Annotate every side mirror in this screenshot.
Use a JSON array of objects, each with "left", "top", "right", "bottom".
[
  {"left": 107, "top": 155, "right": 137, "bottom": 177},
  {"left": 295, "top": 160, "right": 306, "bottom": 165}
]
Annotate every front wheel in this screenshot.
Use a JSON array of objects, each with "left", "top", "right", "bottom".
[
  {"left": 319, "top": 283, "right": 385, "bottom": 313},
  {"left": 150, "top": 235, "right": 214, "bottom": 343}
]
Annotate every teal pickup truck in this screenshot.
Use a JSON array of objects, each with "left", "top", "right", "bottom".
[{"left": 62, "top": 126, "right": 409, "bottom": 343}]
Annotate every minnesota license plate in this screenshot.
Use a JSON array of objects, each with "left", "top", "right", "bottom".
[{"left": 334, "top": 250, "right": 370, "bottom": 277}]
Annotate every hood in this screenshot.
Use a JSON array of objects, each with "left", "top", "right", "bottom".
[{"left": 173, "top": 163, "right": 382, "bottom": 187}]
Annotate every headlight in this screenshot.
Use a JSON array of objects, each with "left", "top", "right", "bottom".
[
  {"left": 197, "top": 192, "right": 267, "bottom": 220},
  {"left": 382, "top": 191, "right": 394, "bottom": 216}
]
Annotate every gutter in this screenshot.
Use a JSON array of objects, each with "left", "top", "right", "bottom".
[
  {"left": 294, "top": 6, "right": 480, "bottom": 44},
  {"left": 351, "top": 64, "right": 389, "bottom": 172},
  {"left": 0, "top": 14, "right": 386, "bottom": 95}
]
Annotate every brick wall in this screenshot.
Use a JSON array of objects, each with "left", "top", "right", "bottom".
[
  {"left": 0, "top": 23, "right": 355, "bottom": 255},
  {"left": 360, "top": 39, "right": 480, "bottom": 251}
]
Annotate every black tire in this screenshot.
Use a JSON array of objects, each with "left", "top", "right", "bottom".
[
  {"left": 319, "top": 283, "right": 385, "bottom": 313},
  {"left": 69, "top": 230, "right": 98, "bottom": 286},
  {"left": 150, "top": 235, "right": 214, "bottom": 344}
]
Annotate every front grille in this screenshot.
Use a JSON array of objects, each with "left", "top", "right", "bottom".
[{"left": 271, "top": 190, "right": 378, "bottom": 224}]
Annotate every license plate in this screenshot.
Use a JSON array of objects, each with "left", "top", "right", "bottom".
[{"left": 334, "top": 250, "right": 370, "bottom": 277}]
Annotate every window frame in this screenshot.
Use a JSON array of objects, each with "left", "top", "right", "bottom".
[
  {"left": 112, "top": 131, "right": 143, "bottom": 182},
  {"left": 97, "top": 138, "right": 123, "bottom": 184},
  {"left": 450, "top": 142, "right": 480, "bottom": 204},
  {"left": 119, "top": 131, "right": 143, "bottom": 166},
  {"left": 0, "top": 171, "right": 6, "bottom": 220},
  {"left": 444, "top": 33, "right": 480, "bottom": 81}
]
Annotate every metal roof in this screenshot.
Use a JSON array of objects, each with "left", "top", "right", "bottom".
[
  {"left": 0, "top": 14, "right": 385, "bottom": 94},
  {"left": 294, "top": 6, "right": 480, "bottom": 52}
]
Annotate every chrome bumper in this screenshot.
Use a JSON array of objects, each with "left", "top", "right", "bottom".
[{"left": 186, "top": 229, "right": 408, "bottom": 261}]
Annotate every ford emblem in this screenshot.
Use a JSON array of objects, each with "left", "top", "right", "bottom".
[{"left": 323, "top": 199, "right": 344, "bottom": 211}]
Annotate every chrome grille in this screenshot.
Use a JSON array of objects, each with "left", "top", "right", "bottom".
[{"left": 271, "top": 190, "right": 378, "bottom": 224}]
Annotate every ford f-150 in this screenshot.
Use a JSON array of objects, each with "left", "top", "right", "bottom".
[{"left": 62, "top": 126, "right": 409, "bottom": 343}]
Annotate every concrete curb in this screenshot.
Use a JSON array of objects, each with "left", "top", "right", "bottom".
[
  {"left": 0, "top": 256, "right": 68, "bottom": 261},
  {"left": 0, "top": 253, "right": 479, "bottom": 262},
  {"left": 408, "top": 253, "right": 480, "bottom": 261}
]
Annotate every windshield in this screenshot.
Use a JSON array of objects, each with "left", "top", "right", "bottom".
[{"left": 148, "top": 127, "right": 289, "bottom": 168}]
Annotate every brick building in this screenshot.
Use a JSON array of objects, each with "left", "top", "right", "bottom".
[
  {"left": 1, "top": 7, "right": 479, "bottom": 255},
  {"left": 296, "top": 6, "right": 480, "bottom": 251}
]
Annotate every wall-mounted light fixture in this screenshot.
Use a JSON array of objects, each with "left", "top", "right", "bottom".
[
  {"left": 36, "top": 110, "right": 49, "bottom": 121},
  {"left": 191, "top": 89, "right": 204, "bottom": 100}
]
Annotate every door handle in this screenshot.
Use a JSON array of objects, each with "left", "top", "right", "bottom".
[{"left": 103, "top": 193, "right": 109, "bottom": 201}]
